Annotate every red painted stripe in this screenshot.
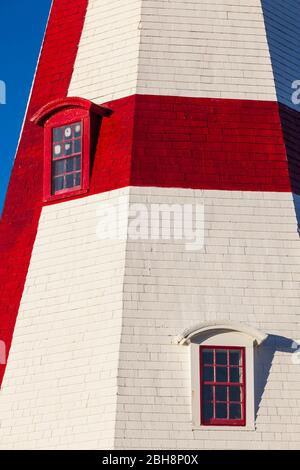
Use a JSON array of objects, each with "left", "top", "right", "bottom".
[
  {"left": 87, "top": 94, "right": 292, "bottom": 195},
  {"left": 0, "top": 0, "right": 88, "bottom": 386},
  {"left": 130, "top": 95, "right": 291, "bottom": 192}
]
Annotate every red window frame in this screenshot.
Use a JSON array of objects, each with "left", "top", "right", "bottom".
[
  {"left": 50, "top": 119, "right": 84, "bottom": 197},
  {"left": 31, "top": 97, "right": 111, "bottom": 203},
  {"left": 200, "top": 346, "right": 246, "bottom": 426},
  {"left": 44, "top": 109, "right": 90, "bottom": 202}
]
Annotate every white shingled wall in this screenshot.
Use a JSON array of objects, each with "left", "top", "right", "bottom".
[
  {"left": 0, "top": 189, "right": 129, "bottom": 449},
  {"left": 1, "top": 187, "right": 300, "bottom": 449},
  {"left": 68, "top": 0, "right": 142, "bottom": 103},
  {"left": 137, "top": 0, "right": 277, "bottom": 99},
  {"left": 68, "top": 0, "right": 277, "bottom": 103},
  {"left": 114, "top": 187, "right": 300, "bottom": 450}
]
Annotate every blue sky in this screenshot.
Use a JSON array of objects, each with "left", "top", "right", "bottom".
[{"left": 0, "top": 0, "right": 52, "bottom": 214}]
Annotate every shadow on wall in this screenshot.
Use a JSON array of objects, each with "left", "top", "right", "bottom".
[
  {"left": 254, "top": 334, "right": 299, "bottom": 419},
  {"left": 261, "top": 0, "right": 300, "bottom": 225},
  {"left": 278, "top": 104, "right": 300, "bottom": 232},
  {"left": 261, "top": 0, "right": 300, "bottom": 112}
]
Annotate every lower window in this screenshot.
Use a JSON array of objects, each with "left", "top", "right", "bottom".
[{"left": 200, "top": 346, "right": 246, "bottom": 426}]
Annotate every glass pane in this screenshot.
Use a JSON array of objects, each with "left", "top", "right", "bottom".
[
  {"left": 53, "top": 144, "right": 62, "bottom": 158},
  {"left": 229, "top": 386, "right": 241, "bottom": 402},
  {"left": 66, "top": 157, "right": 75, "bottom": 173},
  {"left": 75, "top": 172, "right": 81, "bottom": 187},
  {"left": 66, "top": 174, "right": 74, "bottom": 189},
  {"left": 203, "top": 385, "right": 213, "bottom": 402},
  {"left": 202, "top": 402, "right": 213, "bottom": 422},
  {"left": 216, "top": 366, "right": 228, "bottom": 383},
  {"left": 64, "top": 126, "right": 72, "bottom": 139},
  {"left": 229, "top": 403, "right": 241, "bottom": 420},
  {"left": 215, "top": 385, "right": 227, "bottom": 402},
  {"left": 215, "top": 403, "right": 227, "bottom": 419},
  {"left": 75, "top": 156, "right": 81, "bottom": 171},
  {"left": 229, "top": 350, "right": 241, "bottom": 366},
  {"left": 73, "top": 122, "right": 81, "bottom": 137},
  {"left": 53, "top": 159, "right": 65, "bottom": 176},
  {"left": 229, "top": 367, "right": 241, "bottom": 383},
  {"left": 216, "top": 350, "right": 227, "bottom": 365},
  {"left": 53, "top": 127, "right": 63, "bottom": 142},
  {"left": 203, "top": 366, "right": 214, "bottom": 382},
  {"left": 74, "top": 139, "right": 81, "bottom": 154},
  {"left": 202, "top": 349, "right": 213, "bottom": 365},
  {"left": 53, "top": 176, "right": 64, "bottom": 192},
  {"left": 64, "top": 142, "right": 73, "bottom": 156}
]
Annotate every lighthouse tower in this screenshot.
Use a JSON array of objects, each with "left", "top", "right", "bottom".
[{"left": 1, "top": 0, "right": 300, "bottom": 450}]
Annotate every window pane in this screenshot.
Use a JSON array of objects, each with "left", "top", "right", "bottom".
[
  {"left": 53, "top": 176, "right": 64, "bottom": 192},
  {"left": 215, "top": 385, "right": 227, "bottom": 402},
  {"left": 64, "top": 126, "right": 72, "bottom": 139},
  {"left": 53, "top": 159, "right": 65, "bottom": 176},
  {"left": 75, "top": 172, "right": 81, "bottom": 187},
  {"left": 64, "top": 142, "right": 73, "bottom": 156},
  {"left": 229, "top": 404, "right": 241, "bottom": 420},
  {"left": 75, "top": 156, "right": 81, "bottom": 171},
  {"left": 66, "top": 174, "right": 74, "bottom": 189},
  {"left": 229, "top": 367, "right": 241, "bottom": 383},
  {"left": 229, "top": 386, "right": 241, "bottom": 402},
  {"left": 203, "top": 366, "right": 214, "bottom": 382},
  {"left": 203, "top": 385, "right": 213, "bottom": 402},
  {"left": 216, "top": 403, "right": 227, "bottom": 419},
  {"left": 229, "top": 350, "right": 241, "bottom": 366},
  {"left": 53, "top": 127, "right": 63, "bottom": 142},
  {"left": 202, "top": 402, "right": 213, "bottom": 422},
  {"left": 216, "top": 350, "right": 227, "bottom": 365},
  {"left": 73, "top": 123, "right": 81, "bottom": 137},
  {"left": 216, "top": 366, "right": 227, "bottom": 383},
  {"left": 53, "top": 144, "right": 62, "bottom": 158},
  {"left": 74, "top": 139, "right": 81, "bottom": 154},
  {"left": 66, "top": 157, "right": 75, "bottom": 173},
  {"left": 202, "top": 349, "right": 213, "bottom": 365}
]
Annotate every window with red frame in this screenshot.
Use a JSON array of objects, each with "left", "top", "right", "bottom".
[
  {"left": 31, "top": 97, "right": 112, "bottom": 203},
  {"left": 200, "top": 346, "right": 245, "bottom": 426},
  {"left": 52, "top": 122, "right": 82, "bottom": 195}
]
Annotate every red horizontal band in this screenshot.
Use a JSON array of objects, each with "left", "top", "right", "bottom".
[{"left": 89, "top": 94, "right": 292, "bottom": 195}]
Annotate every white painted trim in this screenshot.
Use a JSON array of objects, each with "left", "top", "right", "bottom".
[{"left": 175, "top": 321, "right": 267, "bottom": 346}]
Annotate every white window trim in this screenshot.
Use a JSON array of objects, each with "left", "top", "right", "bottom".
[{"left": 174, "top": 322, "right": 267, "bottom": 431}]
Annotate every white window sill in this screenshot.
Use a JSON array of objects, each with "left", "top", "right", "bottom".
[{"left": 192, "top": 425, "right": 256, "bottom": 432}]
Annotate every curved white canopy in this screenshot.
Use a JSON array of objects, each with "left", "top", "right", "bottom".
[{"left": 174, "top": 321, "right": 268, "bottom": 346}]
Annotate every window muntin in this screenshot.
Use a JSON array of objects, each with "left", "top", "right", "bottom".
[
  {"left": 200, "top": 346, "right": 246, "bottom": 426},
  {"left": 51, "top": 122, "right": 82, "bottom": 195}
]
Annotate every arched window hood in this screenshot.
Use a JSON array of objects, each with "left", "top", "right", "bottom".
[
  {"left": 175, "top": 321, "right": 268, "bottom": 346},
  {"left": 31, "top": 97, "right": 112, "bottom": 126}
]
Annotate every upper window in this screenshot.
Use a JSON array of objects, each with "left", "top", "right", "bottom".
[
  {"left": 52, "top": 122, "right": 82, "bottom": 195},
  {"left": 200, "top": 346, "right": 245, "bottom": 426},
  {"left": 31, "top": 97, "right": 111, "bottom": 202}
]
